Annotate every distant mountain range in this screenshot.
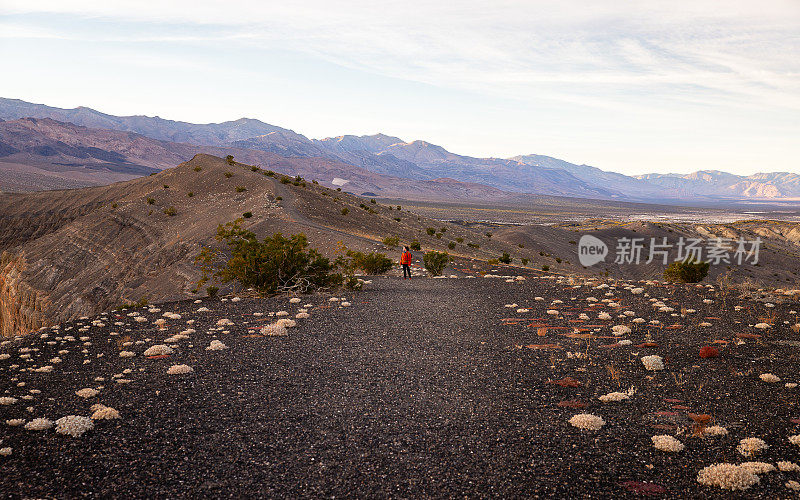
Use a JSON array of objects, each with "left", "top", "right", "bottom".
[{"left": 1, "top": 97, "right": 798, "bottom": 202}]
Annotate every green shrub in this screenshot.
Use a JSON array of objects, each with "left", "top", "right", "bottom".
[
  {"left": 187, "top": 192, "right": 194, "bottom": 197},
  {"left": 410, "top": 240, "right": 421, "bottom": 251},
  {"left": 163, "top": 206, "right": 177, "bottom": 216},
  {"left": 423, "top": 251, "right": 450, "bottom": 276},
  {"left": 521, "top": 258, "right": 529, "bottom": 265},
  {"left": 251, "top": 166, "right": 260, "bottom": 172},
  {"left": 499, "top": 252, "right": 512, "bottom": 264},
  {"left": 393, "top": 217, "right": 401, "bottom": 222},
  {"left": 435, "top": 233, "right": 442, "bottom": 239},
  {"left": 467, "top": 242, "right": 480, "bottom": 249},
  {"left": 147, "top": 197, "right": 155, "bottom": 205},
  {"left": 456, "top": 237, "right": 464, "bottom": 243},
  {"left": 555, "top": 257, "right": 562, "bottom": 263},
  {"left": 487, "top": 258, "right": 499, "bottom": 265},
  {"left": 235, "top": 186, "right": 247, "bottom": 192},
  {"left": 206, "top": 286, "right": 219, "bottom": 298},
  {"left": 344, "top": 251, "right": 394, "bottom": 275},
  {"left": 485, "top": 232, "right": 492, "bottom": 238},
  {"left": 265, "top": 170, "right": 275, "bottom": 177},
  {"left": 225, "top": 172, "right": 234, "bottom": 178},
  {"left": 426, "top": 227, "right": 436, "bottom": 236},
  {"left": 663, "top": 258, "right": 709, "bottom": 283},
  {"left": 542, "top": 265, "right": 550, "bottom": 272},
  {"left": 243, "top": 211, "right": 253, "bottom": 218},
  {"left": 225, "top": 155, "right": 235, "bottom": 165},
  {"left": 370, "top": 199, "right": 376, "bottom": 204},
  {"left": 440, "top": 227, "right": 447, "bottom": 233},
  {"left": 448, "top": 241, "right": 456, "bottom": 250},
  {"left": 275, "top": 196, "right": 282, "bottom": 201},
  {"left": 111, "top": 202, "right": 118, "bottom": 208},
  {"left": 396, "top": 205, "right": 402, "bottom": 211},
  {"left": 341, "top": 207, "right": 350, "bottom": 215},
  {"left": 518, "top": 243, "right": 525, "bottom": 248},
  {"left": 163, "top": 184, "right": 169, "bottom": 189},
  {"left": 196, "top": 221, "right": 341, "bottom": 294},
  {"left": 383, "top": 236, "right": 400, "bottom": 248},
  {"left": 194, "top": 166, "right": 202, "bottom": 172}
]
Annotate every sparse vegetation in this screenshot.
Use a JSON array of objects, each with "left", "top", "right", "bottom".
[
  {"left": 410, "top": 240, "right": 421, "bottom": 251},
  {"left": 521, "top": 258, "right": 529, "bottom": 265},
  {"left": 206, "top": 285, "right": 219, "bottom": 298},
  {"left": 426, "top": 227, "right": 436, "bottom": 236},
  {"left": 147, "top": 197, "right": 155, "bottom": 205},
  {"left": 251, "top": 166, "right": 260, "bottom": 172},
  {"left": 448, "top": 242, "right": 456, "bottom": 250},
  {"left": 225, "top": 155, "right": 235, "bottom": 165},
  {"left": 163, "top": 206, "right": 177, "bottom": 216},
  {"left": 225, "top": 172, "right": 234, "bottom": 178},
  {"left": 193, "top": 166, "right": 202, "bottom": 172},
  {"left": 235, "top": 186, "right": 247, "bottom": 192},
  {"left": 242, "top": 212, "right": 253, "bottom": 218},
  {"left": 423, "top": 251, "right": 450, "bottom": 276},
  {"left": 187, "top": 192, "right": 194, "bottom": 197},
  {"left": 456, "top": 237, "right": 464, "bottom": 243},
  {"left": 499, "top": 252, "right": 512, "bottom": 264},
  {"left": 383, "top": 236, "right": 400, "bottom": 248},
  {"left": 341, "top": 207, "right": 350, "bottom": 215},
  {"left": 163, "top": 184, "right": 169, "bottom": 189},
  {"left": 467, "top": 242, "right": 480, "bottom": 249}
]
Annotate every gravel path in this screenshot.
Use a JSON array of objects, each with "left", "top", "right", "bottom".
[{"left": 1, "top": 275, "right": 800, "bottom": 498}]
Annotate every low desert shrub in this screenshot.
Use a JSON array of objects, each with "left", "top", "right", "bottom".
[
  {"left": 163, "top": 206, "right": 177, "bottom": 216},
  {"left": 242, "top": 212, "right": 253, "bottom": 218},
  {"left": 499, "top": 252, "right": 512, "bottom": 264},
  {"left": 341, "top": 207, "right": 350, "bottom": 215},
  {"left": 423, "top": 251, "right": 450, "bottom": 276},
  {"left": 664, "top": 258, "right": 709, "bottom": 283},
  {"left": 410, "top": 240, "right": 421, "bottom": 251},
  {"left": 426, "top": 227, "right": 436, "bottom": 236},
  {"left": 382, "top": 236, "right": 400, "bottom": 248},
  {"left": 235, "top": 186, "right": 247, "bottom": 192},
  {"left": 342, "top": 251, "right": 393, "bottom": 275},
  {"left": 225, "top": 155, "right": 235, "bottom": 165},
  {"left": 196, "top": 220, "right": 342, "bottom": 294}
]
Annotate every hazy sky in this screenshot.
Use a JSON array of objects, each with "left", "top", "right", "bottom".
[{"left": 1, "top": 1, "right": 798, "bottom": 175}]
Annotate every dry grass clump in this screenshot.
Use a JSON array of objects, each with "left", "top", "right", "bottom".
[
  {"left": 652, "top": 435, "right": 684, "bottom": 452},
  {"left": 296, "top": 312, "right": 310, "bottom": 319},
  {"left": 697, "top": 463, "right": 759, "bottom": 491},
  {"left": 289, "top": 298, "right": 301, "bottom": 304},
  {"left": 0, "top": 447, "right": 11, "bottom": 456},
  {"left": 611, "top": 325, "right": 631, "bottom": 336},
  {"left": 216, "top": 318, "right": 234, "bottom": 326},
  {"left": 24, "top": 418, "right": 53, "bottom": 431},
  {"left": 260, "top": 323, "right": 288, "bottom": 336},
  {"left": 55, "top": 415, "right": 94, "bottom": 437},
  {"left": 568, "top": 413, "right": 605, "bottom": 431},
  {"left": 598, "top": 392, "right": 629, "bottom": 402},
  {"left": 90, "top": 404, "right": 121, "bottom": 420},
  {"left": 119, "top": 351, "right": 135, "bottom": 358},
  {"left": 206, "top": 340, "right": 228, "bottom": 351},
  {"left": 167, "top": 364, "right": 193, "bottom": 375},
  {"left": 641, "top": 355, "right": 664, "bottom": 371},
  {"left": 75, "top": 388, "right": 99, "bottom": 398},
  {"left": 738, "top": 437, "right": 768, "bottom": 457},
  {"left": 788, "top": 435, "right": 800, "bottom": 446},
  {"left": 777, "top": 461, "right": 800, "bottom": 472},
  {"left": 6, "top": 419, "right": 25, "bottom": 426},
  {"left": 0, "top": 397, "right": 18, "bottom": 405},
  {"left": 275, "top": 319, "right": 296, "bottom": 328},
  {"left": 787, "top": 480, "right": 800, "bottom": 491},
  {"left": 143, "top": 344, "right": 173, "bottom": 356},
  {"left": 759, "top": 373, "right": 780, "bottom": 383},
  {"left": 705, "top": 425, "right": 728, "bottom": 436}
]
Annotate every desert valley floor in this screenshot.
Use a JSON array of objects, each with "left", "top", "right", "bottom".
[{"left": 2, "top": 269, "right": 800, "bottom": 498}]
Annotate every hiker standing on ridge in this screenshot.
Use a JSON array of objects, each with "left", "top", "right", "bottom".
[{"left": 401, "top": 246, "right": 413, "bottom": 279}]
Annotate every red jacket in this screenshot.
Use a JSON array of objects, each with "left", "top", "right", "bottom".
[{"left": 401, "top": 251, "right": 412, "bottom": 265}]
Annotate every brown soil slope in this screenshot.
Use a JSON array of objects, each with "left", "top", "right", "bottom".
[{"left": 0, "top": 154, "right": 523, "bottom": 337}]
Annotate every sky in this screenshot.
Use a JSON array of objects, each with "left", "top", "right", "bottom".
[{"left": 0, "top": 0, "right": 798, "bottom": 176}]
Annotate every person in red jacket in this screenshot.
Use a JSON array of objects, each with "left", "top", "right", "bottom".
[{"left": 401, "top": 246, "right": 413, "bottom": 279}]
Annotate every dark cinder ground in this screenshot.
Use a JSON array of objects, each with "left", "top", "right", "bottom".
[{"left": 1, "top": 274, "right": 800, "bottom": 498}]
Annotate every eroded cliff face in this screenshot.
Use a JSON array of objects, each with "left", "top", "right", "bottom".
[{"left": 0, "top": 251, "right": 51, "bottom": 337}]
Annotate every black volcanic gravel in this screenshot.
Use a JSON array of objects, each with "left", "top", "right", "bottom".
[{"left": 1, "top": 273, "right": 800, "bottom": 498}]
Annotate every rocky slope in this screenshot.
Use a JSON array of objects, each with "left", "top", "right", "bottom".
[{"left": 0, "top": 154, "right": 529, "bottom": 337}]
